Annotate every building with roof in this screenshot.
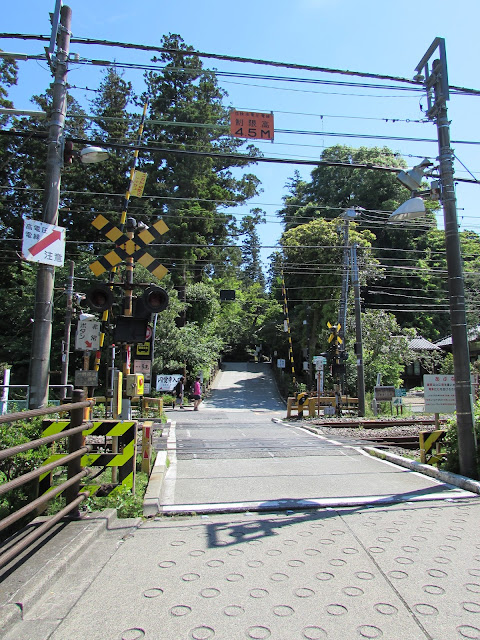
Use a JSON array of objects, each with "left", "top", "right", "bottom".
[{"left": 404, "top": 336, "right": 442, "bottom": 389}]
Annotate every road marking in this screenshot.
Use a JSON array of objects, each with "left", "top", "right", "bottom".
[
  {"left": 161, "top": 421, "right": 177, "bottom": 505},
  {"left": 160, "top": 490, "right": 475, "bottom": 515}
]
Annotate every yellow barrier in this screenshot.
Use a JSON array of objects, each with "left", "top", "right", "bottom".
[
  {"left": 286, "top": 396, "right": 359, "bottom": 418},
  {"left": 419, "top": 429, "right": 446, "bottom": 466},
  {"left": 92, "top": 396, "right": 163, "bottom": 418}
]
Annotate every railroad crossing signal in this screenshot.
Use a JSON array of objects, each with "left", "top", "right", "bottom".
[
  {"left": 327, "top": 322, "right": 343, "bottom": 344},
  {"left": 89, "top": 214, "right": 169, "bottom": 280}
]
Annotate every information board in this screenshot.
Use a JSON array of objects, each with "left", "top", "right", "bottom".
[
  {"left": 374, "top": 386, "right": 395, "bottom": 402},
  {"left": 424, "top": 375, "right": 456, "bottom": 413},
  {"left": 156, "top": 373, "right": 183, "bottom": 392},
  {"left": 75, "top": 319, "right": 100, "bottom": 351}
]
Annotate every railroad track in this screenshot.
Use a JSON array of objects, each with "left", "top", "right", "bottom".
[
  {"left": 309, "top": 417, "right": 447, "bottom": 429},
  {"left": 354, "top": 434, "right": 422, "bottom": 449}
]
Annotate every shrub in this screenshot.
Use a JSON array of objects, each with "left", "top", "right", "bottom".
[
  {"left": 0, "top": 416, "right": 48, "bottom": 538},
  {"left": 441, "top": 400, "right": 480, "bottom": 478},
  {"left": 83, "top": 471, "right": 149, "bottom": 518}
]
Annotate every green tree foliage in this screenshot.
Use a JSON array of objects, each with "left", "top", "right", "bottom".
[
  {"left": 0, "top": 417, "right": 47, "bottom": 535},
  {"left": 345, "top": 310, "right": 415, "bottom": 391},
  {"left": 277, "top": 216, "right": 378, "bottom": 368},
  {"left": 239, "top": 208, "right": 266, "bottom": 289},
  {"left": 138, "top": 34, "right": 261, "bottom": 284}
]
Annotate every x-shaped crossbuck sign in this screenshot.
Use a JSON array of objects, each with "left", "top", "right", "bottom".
[{"left": 89, "top": 214, "right": 169, "bottom": 280}]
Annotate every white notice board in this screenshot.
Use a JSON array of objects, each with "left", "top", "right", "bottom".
[{"left": 424, "top": 375, "right": 456, "bottom": 413}]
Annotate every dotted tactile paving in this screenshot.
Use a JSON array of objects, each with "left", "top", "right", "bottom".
[
  {"left": 343, "top": 498, "right": 480, "bottom": 640},
  {"left": 45, "top": 504, "right": 480, "bottom": 639}
]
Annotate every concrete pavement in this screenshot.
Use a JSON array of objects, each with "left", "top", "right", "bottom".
[{"left": 2, "top": 362, "right": 480, "bottom": 639}]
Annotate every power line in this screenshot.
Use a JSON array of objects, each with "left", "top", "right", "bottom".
[
  {"left": 2, "top": 128, "right": 480, "bottom": 182},
  {"left": 3, "top": 33, "right": 480, "bottom": 96}
]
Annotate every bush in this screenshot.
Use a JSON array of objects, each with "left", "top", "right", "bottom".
[
  {"left": 0, "top": 416, "right": 48, "bottom": 538},
  {"left": 441, "top": 400, "right": 480, "bottom": 478},
  {"left": 83, "top": 471, "right": 149, "bottom": 519}
]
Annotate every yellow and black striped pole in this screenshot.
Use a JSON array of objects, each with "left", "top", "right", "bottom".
[
  {"left": 93, "top": 102, "right": 149, "bottom": 374},
  {"left": 281, "top": 271, "right": 296, "bottom": 386}
]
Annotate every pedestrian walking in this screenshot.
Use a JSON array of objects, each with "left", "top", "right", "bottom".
[
  {"left": 172, "top": 376, "right": 185, "bottom": 409},
  {"left": 192, "top": 376, "right": 202, "bottom": 410}
]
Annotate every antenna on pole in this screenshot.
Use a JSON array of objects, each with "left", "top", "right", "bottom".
[{"left": 46, "top": 0, "right": 63, "bottom": 68}]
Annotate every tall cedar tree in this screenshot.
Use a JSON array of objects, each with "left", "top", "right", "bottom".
[{"left": 138, "top": 34, "right": 261, "bottom": 286}]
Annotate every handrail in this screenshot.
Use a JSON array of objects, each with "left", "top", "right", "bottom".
[
  {"left": 0, "top": 446, "right": 91, "bottom": 496},
  {"left": 0, "top": 424, "right": 87, "bottom": 461},
  {"left": 0, "top": 398, "right": 94, "bottom": 425},
  {"left": 0, "top": 469, "right": 91, "bottom": 533},
  {"left": 0, "top": 390, "right": 92, "bottom": 571},
  {"left": 0, "top": 494, "right": 88, "bottom": 570}
]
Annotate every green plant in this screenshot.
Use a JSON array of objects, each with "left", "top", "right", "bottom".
[
  {"left": 83, "top": 472, "right": 149, "bottom": 518},
  {"left": 441, "top": 400, "right": 480, "bottom": 478},
  {"left": 0, "top": 417, "right": 47, "bottom": 516}
]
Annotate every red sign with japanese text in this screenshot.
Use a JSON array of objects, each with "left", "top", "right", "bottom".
[{"left": 230, "top": 110, "right": 274, "bottom": 140}]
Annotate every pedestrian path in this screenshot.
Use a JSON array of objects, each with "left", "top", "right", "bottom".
[
  {"left": 8, "top": 499, "right": 480, "bottom": 640},
  {"left": 3, "top": 363, "right": 480, "bottom": 639}
]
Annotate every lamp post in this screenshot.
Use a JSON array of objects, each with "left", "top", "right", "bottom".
[{"left": 391, "top": 38, "right": 476, "bottom": 478}]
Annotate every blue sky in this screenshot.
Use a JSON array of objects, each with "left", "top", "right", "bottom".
[{"left": 2, "top": 0, "right": 480, "bottom": 266}]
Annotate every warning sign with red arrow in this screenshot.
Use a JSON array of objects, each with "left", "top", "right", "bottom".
[{"left": 22, "top": 220, "right": 66, "bottom": 267}]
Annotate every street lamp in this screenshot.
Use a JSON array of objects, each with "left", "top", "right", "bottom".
[
  {"left": 388, "top": 38, "right": 477, "bottom": 479},
  {"left": 388, "top": 197, "right": 426, "bottom": 222},
  {"left": 80, "top": 146, "right": 110, "bottom": 164},
  {"left": 389, "top": 158, "right": 432, "bottom": 222}
]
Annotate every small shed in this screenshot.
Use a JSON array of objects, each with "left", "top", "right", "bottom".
[{"left": 404, "top": 336, "right": 442, "bottom": 389}]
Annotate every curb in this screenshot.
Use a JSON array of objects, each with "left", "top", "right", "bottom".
[
  {"left": 0, "top": 509, "right": 138, "bottom": 633},
  {"left": 143, "top": 451, "right": 167, "bottom": 516},
  {"left": 143, "top": 419, "right": 174, "bottom": 517},
  {"left": 364, "top": 446, "right": 480, "bottom": 495}
]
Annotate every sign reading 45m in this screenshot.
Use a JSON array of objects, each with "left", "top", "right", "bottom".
[{"left": 230, "top": 110, "right": 274, "bottom": 140}]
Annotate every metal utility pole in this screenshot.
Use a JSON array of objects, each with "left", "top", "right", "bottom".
[
  {"left": 351, "top": 244, "right": 365, "bottom": 416},
  {"left": 28, "top": 4, "right": 71, "bottom": 408},
  {"left": 60, "top": 260, "right": 74, "bottom": 399},
  {"left": 416, "top": 38, "right": 477, "bottom": 478},
  {"left": 337, "top": 217, "right": 350, "bottom": 347}
]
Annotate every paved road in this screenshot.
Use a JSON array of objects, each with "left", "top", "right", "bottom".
[
  {"left": 3, "top": 362, "right": 480, "bottom": 640},
  {"left": 160, "top": 362, "right": 473, "bottom": 512}
]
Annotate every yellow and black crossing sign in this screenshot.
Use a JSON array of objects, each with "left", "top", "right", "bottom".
[
  {"left": 327, "top": 321, "right": 343, "bottom": 344},
  {"left": 89, "top": 214, "right": 169, "bottom": 280}
]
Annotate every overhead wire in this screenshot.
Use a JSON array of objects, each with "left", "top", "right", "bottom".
[{"left": 3, "top": 33, "right": 480, "bottom": 96}]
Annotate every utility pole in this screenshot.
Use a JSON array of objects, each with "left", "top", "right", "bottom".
[
  {"left": 351, "top": 244, "right": 365, "bottom": 416},
  {"left": 60, "top": 260, "right": 74, "bottom": 399},
  {"left": 337, "top": 216, "right": 350, "bottom": 348},
  {"left": 28, "top": 4, "right": 71, "bottom": 408},
  {"left": 416, "top": 38, "right": 477, "bottom": 478}
]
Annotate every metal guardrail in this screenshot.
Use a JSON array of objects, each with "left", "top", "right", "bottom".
[
  {"left": 0, "top": 389, "right": 95, "bottom": 570},
  {"left": 0, "top": 384, "right": 74, "bottom": 414}
]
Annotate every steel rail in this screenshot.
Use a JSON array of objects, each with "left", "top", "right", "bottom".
[
  {"left": 0, "top": 446, "right": 91, "bottom": 496},
  {"left": 0, "top": 469, "right": 91, "bottom": 533},
  {"left": 0, "top": 493, "right": 88, "bottom": 571}
]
